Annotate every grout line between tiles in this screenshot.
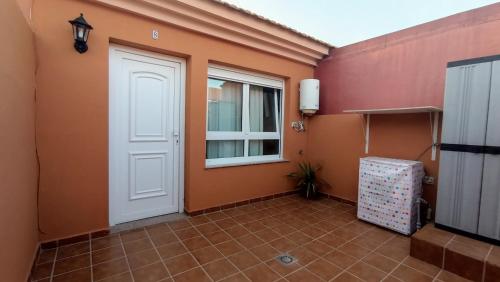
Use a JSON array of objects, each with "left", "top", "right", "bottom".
[
  {"left": 144, "top": 225, "right": 174, "bottom": 280},
  {"left": 481, "top": 245, "right": 494, "bottom": 282},
  {"left": 118, "top": 231, "right": 136, "bottom": 282}
]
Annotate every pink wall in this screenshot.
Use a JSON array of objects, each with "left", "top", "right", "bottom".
[{"left": 316, "top": 2, "right": 500, "bottom": 114}]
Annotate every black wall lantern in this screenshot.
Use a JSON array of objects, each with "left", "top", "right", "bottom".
[{"left": 69, "top": 13, "right": 93, "bottom": 53}]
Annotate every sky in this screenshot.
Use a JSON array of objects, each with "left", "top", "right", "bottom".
[{"left": 223, "top": 0, "right": 499, "bottom": 46}]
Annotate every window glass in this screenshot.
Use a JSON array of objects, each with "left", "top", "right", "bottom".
[
  {"left": 248, "top": 140, "right": 280, "bottom": 156},
  {"left": 249, "top": 86, "right": 277, "bottom": 132},
  {"left": 207, "top": 78, "right": 242, "bottom": 132},
  {"left": 206, "top": 140, "right": 244, "bottom": 159}
]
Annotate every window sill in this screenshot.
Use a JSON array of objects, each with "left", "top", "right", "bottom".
[{"left": 205, "top": 158, "right": 289, "bottom": 169}]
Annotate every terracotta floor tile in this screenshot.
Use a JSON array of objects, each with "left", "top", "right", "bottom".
[
  {"left": 150, "top": 232, "right": 178, "bottom": 247},
  {"left": 254, "top": 228, "right": 281, "bottom": 242},
  {"left": 338, "top": 243, "right": 370, "bottom": 259},
  {"left": 120, "top": 229, "right": 147, "bottom": 243},
  {"left": 268, "top": 238, "right": 298, "bottom": 252},
  {"left": 145, "top": 223, "right": 170, "bottom": 237},
  {"left": 362, "top": 253, "right": 398, "bottom": 273},
  {"left": 402, "top": 256, "right": 440, "bottom": 278},
  {"left": 123, "top": 238, "right": 153, "bottom": 255},
  {"left": 52, "top": 267, "right": 91, "bottom": 282},
  {"left": 189, "top": 215, "right": 211, "bottom": 226},
  {"left": 266, "top": 258, "right": 301, "bottom": 276},
  {"left": 168, "top": 219, "right": 192, "bottom": 231},
  {"left": 57, "top": 242, "right": 90, "bottom": 259},
  {"left": 37, "top": 249, "right": 56, "bottom": 265},
  {"left": 96, "top": 271, "right": 133, "bottom": 282},
  {"left": 131, "top": 261, "right": 169, "bottom": 282},
  {"left": 31, "top": 262, "right": 53, "bottom": 280},
  {"left": 383, "top": 275, "right": 403, "bottom": 282},
  {"left": 220, "top": 272, "right": 251, "bottom": 282},
  {"left": 243, "top": 221, "right": 267, "bottom": 232},
  {"left": 376, "top": 243, "right": 409, "bottom": 261},
  {"left": 126, "top": 248, "right": 160, "bottom": 270},
  {"left": 331, "top": 271, "right": 363, "bottom": 281},
  {"left": 289, "top": 247, "right": 318, "bottom": 266},
  {"left": 196, "top": 222, "right": 221, "bottom": 235},
  {"left": 260, "top": 217, "right": 282, "bottom": 229},
  {"left": 273, "top": 224, "right": 298, "bottom": 237},
  {"left": 286, "top": 231, "right": 312, "bottom": 245},
  {"left": 243, "top": 263, "right": 281, "bottom": 282},
  {"left": 318, "top": 233, "right": 347, "bottom": 248},
  {"left": 435, "top": 270, "right": 473, "bottom": 282},
  {"left": 391, "top": 264, "right": 433, "bottom": 282},
  {"left": 306, "top": 258, "right": 342, "bottom": 281},
  {"left": 92, "top": 235, "right": 121, "bottom": 251},
  {"left": 215, "top": 218, "right": 238, "bottom": 229},
  {"left": 249, "top": 244, "right": 280, "bottom": 261},
  {"left": 205, "top": 230, "right": 231, "bottom": 245},
  {"left": 332, "top": 228, "right": 359, "bottom": 241},
  {"left": 54, "top": 253, "right": 90, "bottom": 275},
  {"left": 206, "top": 211, "right": 230, "bottom": 221},
  {"left": 216, "top": 240, "right": 245, "bottom": 256},
  {"left": 303, "top": 240, "right": 333, "bottom": 256},
  {"left": 236, "top": 234, "right": 265, "bottom": 249},
  {"left": 174, "top": 227, "right": 201, "bottom": 240},
  {"left": 348, "top": 261, "right": 386, "bottom": 282},
  {"left": 172, "top": 267, "right": 211, "bottom": 282},
  {"left": 286, "top": 268, "right": 321, "bottom": 282},
  {"left": 226, "top": 225, "right": 251, "bottom": 238},
  {"left": 300, "top": 226, "right": 326, "bottom": 238},
  {"left": 203, "top": 258, "right": 239, "bottom": 281},
  {"left": 92, "top": 258, "right": 129, "bottom": 281},
  {"left": 228, "top": 250, "right": 261, "bottom": 271},
  {"left": 191, "top": 246, "right": 224, "bottom": 265},
  {"left": 164, "top": 253, "right": 199, "bottom": 276},
  {"left": 92, "top": 245, "right": 124, "bottom": 265},
  {"left": 157, "top": 241, "right": 187, "bottom": 259},
  {"left": 444, "top": 242, "right": 485, "bottom": 282},
  {"left": 412, "top": 225, "right": 454, "bottom": 247},
  {"left": 182, "top": 236, "right": 211, "bottom": 251},
  {"left": 323, "top": 250, "right": 358, "bottom": 269}
]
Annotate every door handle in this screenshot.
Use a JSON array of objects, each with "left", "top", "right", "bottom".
[{"left": 173, "top": 132, "right": 180, "bottom": 144}]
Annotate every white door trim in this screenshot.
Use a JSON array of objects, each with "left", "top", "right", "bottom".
[{"left": 109, "top": 44, "right": 186, "bottom": 226}]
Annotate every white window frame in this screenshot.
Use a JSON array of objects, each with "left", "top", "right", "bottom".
[{"left": 206, "top": 64, "right": 285, "bottom": 168}]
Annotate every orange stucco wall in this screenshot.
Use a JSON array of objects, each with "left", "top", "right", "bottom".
[
  {"left": 308, "top": 114, "right": 440, "bottom": 210},
  {"left": 33, "top": 0, "right": 312, "bottom": 241},
  {"left": 0, "top": 0, "right": 38, "bottom": 280}
]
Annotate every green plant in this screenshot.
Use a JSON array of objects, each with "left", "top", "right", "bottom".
[{"left": 287, "top": 162, "right": 329, "bottom": 199}]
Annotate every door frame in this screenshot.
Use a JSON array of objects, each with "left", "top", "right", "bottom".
[{"left": 108, "top": 44, "right": 186, "bottom": 226}]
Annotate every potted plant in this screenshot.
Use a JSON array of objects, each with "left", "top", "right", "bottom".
[{"left": 287, "top": 162, "right": 329, "bottom": 199}]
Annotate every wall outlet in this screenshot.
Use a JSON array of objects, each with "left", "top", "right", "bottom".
[{"left": 423, "top": 176, "right": 435, "bottom": 185}]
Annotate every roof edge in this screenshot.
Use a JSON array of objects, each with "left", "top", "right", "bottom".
[{"left": 94, "top": 0, "right": 331, "bottom": 66}]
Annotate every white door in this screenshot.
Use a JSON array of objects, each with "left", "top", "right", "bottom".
[{"left": 109, "top": 45, "right": 185, "bottom": 225}]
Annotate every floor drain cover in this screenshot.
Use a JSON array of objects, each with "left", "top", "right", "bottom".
[{"left": 277, "top": 254, "right": 295, "bottom": 265}]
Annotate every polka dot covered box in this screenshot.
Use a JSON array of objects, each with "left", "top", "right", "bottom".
[{"left": 357, "top": 157, "right": 424, "bottom": 235}]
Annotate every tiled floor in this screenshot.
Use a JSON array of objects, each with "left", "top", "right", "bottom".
[
  {"left": 31, "top": 195, "right": 465, "bottom": 282},
  {"left": 411, "top": 224, "right": 500, "bottom": 282}
]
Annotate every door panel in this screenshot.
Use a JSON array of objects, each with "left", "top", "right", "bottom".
[
  {"left": 110, "top": 46, "right": 184, "bottom": 225},
  {"left": 440, "top": 62, "right": 491, "bottom": 145},
  {"left": 478, "top": 60, "right": 500, "bottom": 239},
  {"left": 436, "top": 151, "right": 484, "bottom": 233},
  {"left": 436, "top": 62, "right": 491, "bottom": 233}
]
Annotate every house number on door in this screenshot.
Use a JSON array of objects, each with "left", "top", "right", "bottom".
[{"left": 152, "top": 30, "right": 159, "bottom": 40}]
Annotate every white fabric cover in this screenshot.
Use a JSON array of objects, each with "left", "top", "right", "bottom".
[{"left": 357, "top": 157, "right": 424, "bottom": 235}]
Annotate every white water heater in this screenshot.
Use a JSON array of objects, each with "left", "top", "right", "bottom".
[{"left": 299, "top": 79, "right": 319, "bottom": 115}]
